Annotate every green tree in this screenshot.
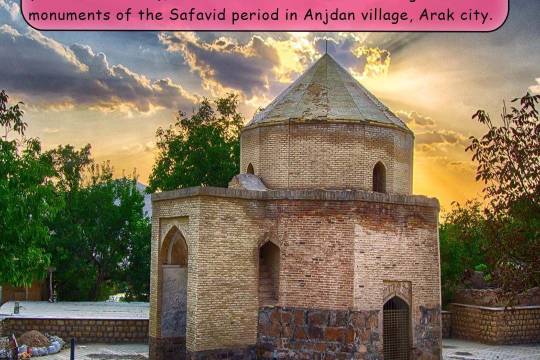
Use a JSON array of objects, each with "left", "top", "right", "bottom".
[
  {"left": 148, "top": 94, "right": 243, "bottom": 192},
  {"left": 121, "top": 216, "right": 151, "bottom": 301},
  {"left": 440, "top": 93, "right": 540, "bottom": 303},
  {"left": 439, "top": 200, "right": 488, "bottom": 305},
  {"left": 0, "top": 90, "right": 60, "bottom": 286},
  {"left": 464, "top": 92, "right": 540, "bottom": 295},
  {"left": 468, "top": 93, "right": 540, "bottom": 211},
  {"left": 48, "top": 147, "right": 151, "bottom": 300}
]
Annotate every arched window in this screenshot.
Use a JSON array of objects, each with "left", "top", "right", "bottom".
[
  {"left": 160, "top": 227, "right": 188, "bottom": 338},
  {"left": 161, "top": 228, "right": 188, "bottom": 266},
  {"left": 383, "top": 296, "right": 410, "bottom": 360},
  {"left": 247, "top": 163, "right": 254, "bottom": 174},
  {"left": 259, "top": 242, "right": 280, "bottom": 306},
  {"left": 373, "top": 161, "right": 386, "bottom": 193}
]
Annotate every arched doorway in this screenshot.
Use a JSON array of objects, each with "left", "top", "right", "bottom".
[
  {"left": 383, "top": 296, "right": 410, "bottom": 360},
  {"left": 259, "top": 242, "right": 279, "bottom": 306},
  {"left": 247, "top": 163, "right": 255, "bottom": 174},
  {"left": 373, "top": 161, "right": 386, "bottom": 193},
  {"left": 160, "top": 227, "right": 188, "bottom": 339}
]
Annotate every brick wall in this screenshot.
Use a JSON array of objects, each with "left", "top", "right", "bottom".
[
  {"left": 149, "top": 187, "right": 440, "bottom": 357},
  {"left": 0, "top": 318, "right": 148, "bottom": 343},
  {"left": 240, "top": 122, "right": 413, "bottom": 194},
  {"left": 442, "top": 311, "right": 452, "bottom": 338},
  {"left": 450, "top": 303, "right": 540, "bottom": 344}
]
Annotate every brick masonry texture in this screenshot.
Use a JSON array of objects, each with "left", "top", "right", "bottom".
[
  {"left": 240, "top": 122, "right": 413, "bottom": 194},
  {"left": 441, "top": 311, "right": 451, "bottom": 338},
  {"left": 449, "top": 303, "right": 540, "bottom": 345},
  {"left": 0, "top": 318, "right": 148, "bottom": 343},
  {"left": 149, "top": 187, "right": 441, "bottom": 358}
]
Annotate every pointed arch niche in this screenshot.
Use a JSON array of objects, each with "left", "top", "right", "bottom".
[
  {"left": 258, "top": 241, "right": 280, "bottom": 306},
  {"left": 160, "top": 226, "right": 188, "bottom": 338},
  {"left": 372, "top": 161, "right": 387, "bottom": 193}
]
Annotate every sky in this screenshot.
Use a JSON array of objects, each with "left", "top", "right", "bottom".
[{"left": 1, "top": 0, "right": 539, "bottom": 212}]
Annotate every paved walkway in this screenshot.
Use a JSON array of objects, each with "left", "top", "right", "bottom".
[
  {"left": 32, "top": 339, "right": 540, "bottom": 359},
  {"left": 0, "top": 302, "right": 148, "bottom": 320},
  {"left": 37, "top": 344, "right": 149, "bottom": 359},
  {"left": 443, "top": 339, "right": 540, "bottom": 360}
]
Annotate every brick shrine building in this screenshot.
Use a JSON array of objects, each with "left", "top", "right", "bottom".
[{"left": 149, "top": 54, "right": 442, "bottom": 359}]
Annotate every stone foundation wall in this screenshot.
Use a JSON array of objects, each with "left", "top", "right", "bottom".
[
  {"left": 257, "top": 306, "right": 441, "bottom": 359},
  {"left": 450, "top": 303, "right": 540, "bottom": 344},
  {"left": 442, "top": 311, "right": 452, "bottom": 338},
  {"left": 148, "top": 336, "right": 255, "bottom": 360},
  {"left": 148, "top": 336, "right": 185, "bottom": 360},
  {"left": 257, "top": 306, "right": 382, "bottom": 359},
  {"left": 414, "top": 306, "right": 442, "bottom": 359},
  {"left": 1, "top": 318, "right": 148, "bottom": 343}
]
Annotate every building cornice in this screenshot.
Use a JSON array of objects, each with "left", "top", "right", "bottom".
[{"left": 151, "top": 186, "right": 439, "bottom": 209}]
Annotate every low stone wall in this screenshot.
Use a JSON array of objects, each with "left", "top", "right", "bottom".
[
  {"left": 454, "top": 288, "right": 540, "bottom": 307},
  {"left": 1, "top": 317, "right": 148, "bottom": 343},
  {"left": 450, "top": 303, "right": 540, "bottom": 345},
  {"left": 441, "top": 311, "right": 451, "bottom": 338}
]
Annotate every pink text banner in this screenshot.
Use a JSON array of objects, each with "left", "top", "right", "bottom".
[{"left": 21, "top": 0, "right": 509, "bottom": 31}]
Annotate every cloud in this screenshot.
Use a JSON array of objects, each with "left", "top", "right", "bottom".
[
  {"left": 42, "top": 127, "right": 60, "bottom": 134},
  {"left": 395, "top": 110, "right": 435, "bottom": 128},
  {"left": 416, "top": 130, "right": 468, "bottom": 146},
  {"left": 0, "top": 0, "right": 18, "bottom": 20},
  {"left": 530, "top": 78, "right": 540, "bottom": 94},
  {"left": 159, "top": 32, "right": 317, "bottom": 98},
  {"left": 350, "top": 46, "right": 391, "bottom": 78},
  {"left": 0, "top": 25, "right": 198, "bottom": 113},
  {"left": 159, "top": 31, "right": 396, "bottom": 106}
]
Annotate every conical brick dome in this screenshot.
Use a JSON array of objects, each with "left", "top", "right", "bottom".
[
  {"left": 247, "top": 54, "right": 408, "bottom": 132},
  {"left": 240, "top": 54, "right": 414, "bottom": 194}
]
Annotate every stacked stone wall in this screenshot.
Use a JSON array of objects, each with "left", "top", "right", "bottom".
[
  {"left": 450, "top": 303, "right": 540, "bottom": 344},
  {"left": 258, "top": 307, "right": 381, "bottom": 359},
  {"left": 1, "top": 318, "right": 148, "bottom": 343}
]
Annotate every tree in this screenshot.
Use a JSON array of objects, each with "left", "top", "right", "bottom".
[
  {"left": 0, "top": 90, "right": 60, "bottom": 286},
  {"left": 148, "top": 94, "right": 243, "bottom": 192},
  {"left": 467, "top": 93, "right": 540, "bottom": 211},
  {"left": 121, "top": 216, "right": 151, "bottom": 301},
  {"left": 464, "top": 92, "right": 540, "bottom": 295},
  {"left": 439, "top": 200, "right": 488, "bottom": 305},
  {"left": 48, "top": 147, "right": 151, "bottom": 301}
]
